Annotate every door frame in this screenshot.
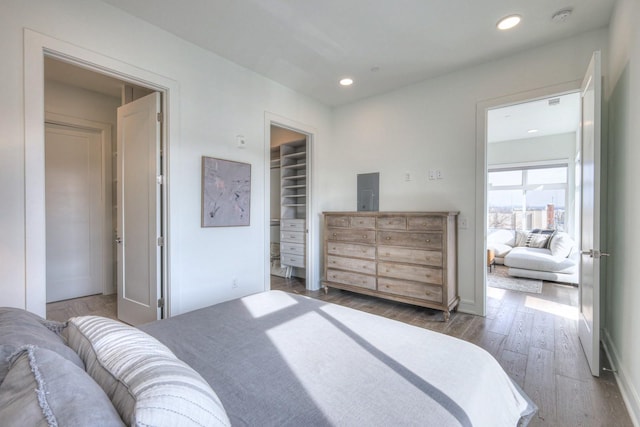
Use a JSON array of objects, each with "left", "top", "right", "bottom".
[
  {"left": 44, "top": 113, "right": 114, "bottom": 298},
  {"left": 264, "top": 112, "right": 317, "bottom": 290},
  {"left": 24, "top": 29, "right": 179, "bottom": 318},
  {"left": 473, "top": 80, "right": 581, "bottom": 316}
]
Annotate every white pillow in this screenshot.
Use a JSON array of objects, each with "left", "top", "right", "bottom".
[
  {"left": 65, "top": 316, "right": 230, "bottom": 427},
  {"left": 550, "top": 232, "right": 574, "bottom": 258}
]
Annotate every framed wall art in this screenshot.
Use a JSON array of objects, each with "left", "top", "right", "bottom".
[{"left": 201, "top": 156, "right": 251, "bottom": 227}]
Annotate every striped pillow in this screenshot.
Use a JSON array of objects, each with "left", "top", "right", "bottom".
[{"left": 65, "top": 316, "right": 230, "bottom": 427}]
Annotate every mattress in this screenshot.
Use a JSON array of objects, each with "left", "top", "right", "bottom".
[{"left": 140, "top": 290, "right": 536, "bottom": 426}]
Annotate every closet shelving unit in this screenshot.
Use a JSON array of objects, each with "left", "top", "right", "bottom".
[{"left": 279, "top": 140, "right": 307, "bottom": 276}]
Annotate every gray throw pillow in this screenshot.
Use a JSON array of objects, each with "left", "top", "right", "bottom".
[
  {"left": 0, "top": 345, "right": 124, "bottom": 427},
  {"left": 0, "top": 307, "right": 84, "bottom": 382}
]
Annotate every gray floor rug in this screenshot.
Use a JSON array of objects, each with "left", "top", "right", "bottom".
[{"left": 488, "top": 266, "right": 543, "bottom": 294}]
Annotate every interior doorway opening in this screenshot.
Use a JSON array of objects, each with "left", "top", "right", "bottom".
[
  {"left": 485, "top": 92, "right": 581, "bottom": 306},
  {"left": 268, "top": 123, "right": 311, "bottom": 290},
  {"left": 43, "top": 56, "right": 164, "bottom": 325}
]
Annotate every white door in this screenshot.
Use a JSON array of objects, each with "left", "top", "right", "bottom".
[
  {"left": 578, "top": 51, "right": 603, "bottom": 377},
  {"left": 45, "top": 124, "right": 104, "bottom": 302},
  {"left": 116, "top": 92, "right": 163, "bottom": 325}
]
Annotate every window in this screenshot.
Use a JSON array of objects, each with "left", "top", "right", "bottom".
[{"left": 488, "top": 164, "right": 567, "bottom": 231}]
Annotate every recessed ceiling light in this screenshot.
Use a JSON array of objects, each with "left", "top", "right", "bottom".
[
  {"left": 339, "top": 78, "right": 354, "bottom": 86},
  {"left": 527, "top": 129, "right": 539, "bottom": 134},
  {"left": 497, "top": 14, "right": 521, "bottom": 30}
]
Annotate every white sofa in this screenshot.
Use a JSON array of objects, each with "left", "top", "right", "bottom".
[{"left": 487, "top": 229, "right": 579, "bottom": 284}]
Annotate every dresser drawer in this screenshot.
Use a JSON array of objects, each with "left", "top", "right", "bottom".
[
  {"left": 377, "top": 246, "right": 442, "bottom": 267},
  {"left": 281, "top": 231, "right": 304, "bottom": 243},
  {"left": 326, "top": 215, "right": 350, "bottom": 227},
  {"left": 350, "top": 216, "right": 376, "bottom": 229},
  {"left": 327, "top": 228, "right": 376, "bottom": 244},
  {"left": 281, "top": 254, "right": 305, "bottom": 268},
  {"left": 327, "top": 269, "right": 376, "bottom": 290},
  {"left": 281, "top": 219, "right": 305, "bottom": 231},
  {"left": 281, "top": 242, "right": 304, "bottom": 256},
  {"left": 378, "top": 262, "right": 443, "bottom": 285},
  {"left": 327, "top": 242, "right": 376, "bottom": 259},
  {"left": 377, "top": 215, "right": 407, "bottom": 230},
  {"left": 377, "top": 231, "right": 442, "bottom": 249},
  {"left": 327, "top": 255, "right": 376, "bottom": 275},
  {"left": 407, "top": 216, "right": 443, "bottom": 231},
  {"left": 378, "top": 278, "right": 443, "bottom": 303}
]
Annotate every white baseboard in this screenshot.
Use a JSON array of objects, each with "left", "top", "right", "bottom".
[{"left": 602, "top": 329, "right": 640, "bottom": 426}]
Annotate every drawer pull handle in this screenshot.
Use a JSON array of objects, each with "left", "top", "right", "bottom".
[
  {"left": 426, "top": 239, "right": 431, "bottom": 242},
  {"left": 385, "top": 237, "right": 391, "bottom": 240},
  {"left": 362, "top": 235, "right": 367, "bottom": 238},
  {"left": 333, "top": 233, "right": 337, "bottom": 237}
]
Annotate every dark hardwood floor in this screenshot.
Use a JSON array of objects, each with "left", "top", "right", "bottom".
[{"left": 271, "top": 274, "right": 633, "bottom": 427}]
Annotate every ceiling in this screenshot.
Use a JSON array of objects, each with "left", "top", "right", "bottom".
[
  {"left": 100, "top": 0, "right": 614, "bottom": 106},
  {"left": 487, "top": 92, "right": 581, "bottom": 143}
]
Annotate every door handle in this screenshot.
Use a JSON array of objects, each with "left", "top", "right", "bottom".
[
  {"left": 115, "top": 237, "right": 122, "bottom": 244},
  {"left": 581, "top": 249, "right": 610, "bottom": 258}
]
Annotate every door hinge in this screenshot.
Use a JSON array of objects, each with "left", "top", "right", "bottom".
[
  {"left": 157, "top": 112, "right": 163, "bottom": 122},
  {"left": 157, "top": 298, "right": 165, "bottom": 308},
  {"left": 157, "top": 236, "right": 165, "bottom": 246},
  {"left": 156, "top": 175, "right": 164, "bottom": 185}
]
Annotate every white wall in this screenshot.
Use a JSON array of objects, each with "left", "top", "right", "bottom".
[
  {"left": 604, "top": 0, "right": 640, "bottom": 423},
  {"left": 0, "top": 0, "right": 331, "bottom": 315},
  {"left": 325, "top": 29, "right": 608, "bottom": 313},
  {"left": 487, "top": 133, "right": 576, "bottom": 166}
]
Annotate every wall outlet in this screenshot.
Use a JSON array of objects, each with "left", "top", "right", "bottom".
[
  {"left": 436, "top": 169, "right": 443, "bottom": 180},
  {"left": 236, "top": 135, "right": 246, "bottom": 149},
  {"left": 232, "top": 278, "right": 238, "bottom": 288},
  {"left": 404, "top": 171, "right": 412, "bottom": 182},
  {"left": 459, "top": 217, "right": 468, "bottom": 229},
  {"left": 428, "top": 169, "right": 436, "bottom": 180}
]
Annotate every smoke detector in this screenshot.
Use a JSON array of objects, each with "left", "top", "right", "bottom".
[{"left": 551, "top": 8, "right": 573, "bottom": 23}]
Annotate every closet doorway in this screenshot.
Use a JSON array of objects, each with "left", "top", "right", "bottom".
[{"left": 268, "top": 122, "right": 312, "bottom": 290}]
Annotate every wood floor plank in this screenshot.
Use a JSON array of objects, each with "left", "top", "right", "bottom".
[
  {"left": 499, "top": 349, "right": 528, "bottom": 388},
  {"left": 503, "top": 310, "right": 534, "bottom": 355},
  {"left": 554, "top": 316, "right": 592, "bottom": 381},
  {"left": 488, "top": 304, "right": 517, "bottom": 335},
  {"left": 531, "top": 312, "right": 556, "bottom": 351},
  {"left": 556, "top": 375, "right": 594, "bottom": 427},
  {"left": 524, "top": 347, "right": 556, "bottom": 424}
]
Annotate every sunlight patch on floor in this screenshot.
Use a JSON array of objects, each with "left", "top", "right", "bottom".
[
  {"left": 524, "top": 295, "right": 578, "bottom": 320},
  {"left": 487, "top": 286, "right": 507, "bottom": 300}
]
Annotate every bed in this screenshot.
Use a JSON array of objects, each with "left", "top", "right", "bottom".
[
  {"left": 0, "top": 291, "right": 536, "bottom": 426},
  {"left": 140, "top": 291, "right": 536, "bottom": 426}
]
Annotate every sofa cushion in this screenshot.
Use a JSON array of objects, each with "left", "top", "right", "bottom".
[
  {"left": 65, "top": 315, "right": 230, "bottom": 427},
  {"left": 549, "top": 232, "right": 574, "bottom": 258},
  {"left": 0, "top": 307, "right": 84, "bottom": 383},
  {"left": 0, "top": 345, "right": 124, "bottom": 427},
  {"left": 515, "top": 231, "right": 552, "bottom": 248},
  {"left": 504, "top": 247, "right": 577, "bottom": 274},
  {"left": 488, "top": 243, "right": 513, "bottom": 258}
]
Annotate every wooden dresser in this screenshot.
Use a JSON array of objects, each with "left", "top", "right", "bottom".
[{"left": 322, "top": 211, "right": 459, "bottom": 320}]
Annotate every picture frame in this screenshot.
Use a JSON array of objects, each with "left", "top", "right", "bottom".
[{"left": 201, "top": 156, "right": 251, "bottom": 227}]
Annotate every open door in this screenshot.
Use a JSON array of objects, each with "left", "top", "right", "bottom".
[
  {"left": 578, "top": 51, "right": 604, "bottom": 377},
  {"left": 116, "top": 92, "right": 163, "bottom": 325}
]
